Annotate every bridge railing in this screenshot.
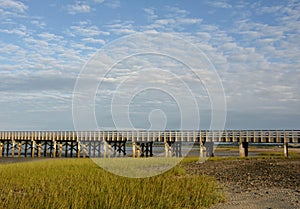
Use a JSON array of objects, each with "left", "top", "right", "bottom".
[{"left": 0, "top": 130, "right": 300, "bottom": 143}]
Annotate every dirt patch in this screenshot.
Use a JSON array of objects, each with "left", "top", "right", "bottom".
[{"left": 185, "top": 158, "right": 300, "bottom": 209}]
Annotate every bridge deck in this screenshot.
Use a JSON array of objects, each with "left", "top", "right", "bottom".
[
  {"left": 0, "top": 130, "right": 299, "bottom": 143},
  {"left": 0, "top": 130, "right": 299, "bottom": 158}
]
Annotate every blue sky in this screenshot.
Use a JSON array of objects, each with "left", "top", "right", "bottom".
[{"left": 0, "top": 0, "right": 299, "bottom": 130}]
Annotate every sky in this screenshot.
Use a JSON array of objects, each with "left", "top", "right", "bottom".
[{"left": 0, "top": 0, "right": 300, "bottom": 131}]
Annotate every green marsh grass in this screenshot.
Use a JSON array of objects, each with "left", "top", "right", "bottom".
[{"left": 0, "top": 159, "right": 224, "bottom": 209}]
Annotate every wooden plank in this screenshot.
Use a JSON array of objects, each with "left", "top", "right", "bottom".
[
  {"left": 198, "top": 131, "right": 201, "bottom": 143},
  {"left": 260, "top": 130, "right": 263, "bottom": 143},
  {"left": 252, "top": 130, "right": 256, "bottom": 143},
  {"left": 225, "top": 131, "right": 229, "bottom": 142},
  {"left": 11, "top": 132, "right": 15, "bottom": 141},
  {"left": 292, "top": 130, "right": 295, "bottom": 143},
  {"left": 283, "top": 142, "right": 288, "bottom": 157},
  {"left": 53, "top": 140, "right": 56, "bottom": 158},
  {"left": 31, "top": 141, "right": 35, "bottom": 158},
  {"left": 0, "top": 142, "right": 3, "bottom": 158},
  {"left": 18, "top": 142, "right": 22, "bottom": 157},
  {"left": 111, "top": 131, "right": 114, "bottom": 141}
]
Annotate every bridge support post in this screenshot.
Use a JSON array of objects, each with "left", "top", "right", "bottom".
[
  {"left": 199, "top": 141, "right": 205, "bottom": 162},
  {"left": 103, "top": 141, "right": 107, "bottom": 158},
  {"left": 164, "top": 142, "right": 172, "bottom": 157},
  {"left": 59, "top": 144, "right": 62, "bottom": 158},
  {"left": 171, "top": 142, "right": 181, "bottom": 157},
  {"left": 107, "top": 142, "right": 111, "bottom": 158},
  {"left": 82, "top": 144, "right": 86, "bottom": 158},
  {"left": 52, "top": 141, "right": 56, "bottom": 158},
  {"left": 11, "top": 140, "right": 15, "bottom": 157},
  {"left": 239, "top": 142, "right": 248, "bottom": 157},
  {"left": 283, "top": 142, "right": 288, "bottom": 157},
  {"left": 18, "top": 142, "right": 22, "bottom": 157},
  {"left": 77, "top": 142, "right": 81, "bottom": 158},
  {"left": 0, "top": 142, "right": 3, "bottom": 158},
  {"left": 132, "top": 142, "right": 136, "bottom": 157},
  {"left": 37, "top": 144, "right": 41, "bottom": 158},
  {"left": 205, "top": 142, "right": 214, "bottom": 157},
  {"left": 136, "top": 143, "right": 141, "bottom": 158},
  {"left": 31, "top": 140, "right": 35, "bottom": 158}
]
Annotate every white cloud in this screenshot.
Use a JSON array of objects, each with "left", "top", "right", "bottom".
[
  {"left": 0, "top": 0, "right": 27, "bottom": 13},
  {"left": 208, "top": 0, "right": 232, "bottom": 9},
  {"left": 30, "top": 20, "right": 46, "bottom": 28},
  {"left": 67, "top": 1, "right": 91, "bottom": 14},
  {"left": 144, "top": 8, "right": 158, "bottom": 20},
  {"left": 177, "top": 18, "right": 202, "bottom": 24},
  {"left": 0, "top": 27, "right": 27, "bottom": 36},
  {"left": 106, "top": 21, "right": 136, "bottom": 35},
  {"left": 141, "top": 7, "right": 201, "bottom": 32},
  {"left": 104, "top": 0, "right": 120, "bottom": 9},
  {"left": 69, "top": 23, "right": 109, "bottom": 37},
  {"left": 1, "top": 1, "right": 299, "bottom": 129},
  {"left": 257, "top": 5, "right": 283, "bottom": 14},
  {"left": 82, "top": 37, "right": 106, "bottom": 45},
  {"left": 38, "top": 32, "right": 64, "bottom": 41},
  {"left": 0, "top": 43, "right": 20, "bottom": 53},
  {"left": 165, "top": 6, "right": 189, "bottom": 16}
]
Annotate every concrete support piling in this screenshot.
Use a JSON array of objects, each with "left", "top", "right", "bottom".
[
  {"left": 239, "top": 142, "right": 249, "bottom": 157},
  {"left": 18, "top": 142, "right": 22, "bottom": 157},
  {"left": 283, "top": 142, "right": 288, "bottom": 157},
  {"left": 199, "top": 141, "right": 205, "bottom": 162},
  {"left": 0, "top": 142, "right": 3, "bottom": 158},
  {"left": 205, "top": 142, "right": 214, "bottom": 157}
]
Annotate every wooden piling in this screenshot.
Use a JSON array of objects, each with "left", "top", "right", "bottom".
[
  {"left": 283, "top": 142, "right": 288, "bottom": 157},
  {"left": 59, "top": 144, "right": 62, "bottom": 158},
  {"left": 0, "top": 142, "right": 3, "bottom": 158},
  {"left": 31, "top": 140, "right": 35, "bottom": 158},
  {"left": 37, "top": 144, "right": 41, "bottom": 158},
  {"left": 239, "top": 142, "right": 248, "bottom": 157},
  {"left": 136, "top": 143, "right": 141, "bottom": 158},
  {"left": 52, "top": 141, "right": 56, "bottom": 158},
  {"left": 18, "top": 142, "right": 22, "bottom": 157},
  {"left": 11, "top": 140, "right": 15, "bottom": 157},
  {"left": 77, "top": 141, "right": 81, "bottom": 158},
  {"left": 205, "top": 142, "right": 214, "bottom": 157},
  {"left": 283, "top": 131, "right": 288, "bottom": 157},
  {"left": 83, "top": 144, "right": 86, "bottom": 158},
  {"left": 199, "top": 141, "right": 204, "bottom": 162},
  {"left": 164, "top": 142, "right": 170, "bottom": 157}
]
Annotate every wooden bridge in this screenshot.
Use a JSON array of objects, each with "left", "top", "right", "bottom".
[{"left": 0, "top": 130, "right": 299, "bottom": 158}]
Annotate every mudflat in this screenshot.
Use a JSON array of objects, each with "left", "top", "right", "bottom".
[{"left": 186, "top": 158, "right": 300, "bottom": 209}]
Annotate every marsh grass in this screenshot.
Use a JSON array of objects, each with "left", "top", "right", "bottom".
[
  {"left": 92, "top": 157, "right": 184, "bottom": 178},
  {"left": 257, "top": 150, "right": 300, "bottom": 158},
  {"left": 0, "top": 159, "right": 224, "bottom": 209}
]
